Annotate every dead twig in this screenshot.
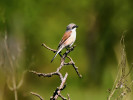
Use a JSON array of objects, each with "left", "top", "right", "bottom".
[
  {"left": 65, "top": 56, "right": 82, "bottom": 78},
  {"left": 31, "top": 43, "right": 82, "bottom": 100},
  {"left": 58, "top": 94, "right": 67, "bottom": 100},
  {"left": 107, "top": 34, "right": 133, "bottom": 100},
  {"left": 50, "top": 73, "right": 68, "bottom": 100},
  {"left": 4, "top": 34, "right": 24, "bottom": 100},
  {"left": 41, "top": 43, "right": 57, "bottom": 53},
  {"left": 30, "top": 92, "right": 44, "bottom": 100},
  {"left": 67, "top": 94, "right": 71, "bottom": 100}
]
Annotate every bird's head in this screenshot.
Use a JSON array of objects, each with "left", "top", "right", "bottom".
[{"left": 66, "top": 23, "right": 78, "bottom": 31}]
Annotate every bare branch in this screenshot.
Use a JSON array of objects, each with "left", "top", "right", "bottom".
[
  {"left": 65, "top": 56, "right": 82, "bottom": 78},
  {"left": 41, "top": 43, "right": 57, "bottom": 53},
  {"left": 67, "top": 94, "right": 71, "bottom": 100},
  {"left": 30, "top": 70, "right": 58, "bottom": 77},
  {"left": 59, "top": 94, "right": 67, "bottom": 100},
  {"left": 51, "top": 73, "right": 68, "bottom": 100},
  {"left": 107, "top": 34, "right": 133, "bottom": 100},
  {"left": 30, "top": 92, "right": 44, "bottom": 100},
  {"left": 31, "top": 43, "right": 81, "bottom": 100}
]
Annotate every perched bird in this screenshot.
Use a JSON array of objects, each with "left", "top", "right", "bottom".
[{"left": 51, "top": 23, "right": 78, "bottom": 62}]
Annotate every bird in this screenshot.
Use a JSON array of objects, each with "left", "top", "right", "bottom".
[{"left": 51, "top": 23, "right": 78, "bottom": 62}]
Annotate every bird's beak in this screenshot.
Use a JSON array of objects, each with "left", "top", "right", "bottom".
[{"left": 76, "top": 25, "right": 78, "bottom": 28}]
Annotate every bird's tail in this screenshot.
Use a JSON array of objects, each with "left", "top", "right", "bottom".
[{"left": 51, "top": 46, "right": 63, "bottom": 63}]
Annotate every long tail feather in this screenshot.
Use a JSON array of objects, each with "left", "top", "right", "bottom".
[
  {"left": 51, "top": 52, "right": 59, "bottom": 62},
  {"left": 51, "top": 46, "right": 63, "bottom": 63}
]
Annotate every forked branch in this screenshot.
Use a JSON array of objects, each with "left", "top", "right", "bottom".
[{"left": 30, "top": 43, "right": 82, "bottom": 100}]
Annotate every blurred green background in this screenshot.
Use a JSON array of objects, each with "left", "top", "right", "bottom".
[{"left": 0, "top": 0, "right": 133, "bottom": 100}]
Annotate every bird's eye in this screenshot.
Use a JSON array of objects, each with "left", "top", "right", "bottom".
[
  {"left": 72, "top": 25, "right": 78, "bottom": 29},
  {"left": 72, "top": 26, "right": 76, "bottom": 29}
]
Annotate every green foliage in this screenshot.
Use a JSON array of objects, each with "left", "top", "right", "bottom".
[{"left": 0, "top": 0, "right": 133, "bottom": 100}]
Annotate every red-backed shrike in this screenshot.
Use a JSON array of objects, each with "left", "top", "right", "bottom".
[{"left": 51, "top": 23, "right": 78, "bottom": 62}]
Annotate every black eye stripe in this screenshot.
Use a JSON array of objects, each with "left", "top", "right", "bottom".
[
  {"left": 72, "top": 25, "right": 78, "bottom": 29},
  {"left": 72, "top": 26, "right": 76, "bottom": 29}
]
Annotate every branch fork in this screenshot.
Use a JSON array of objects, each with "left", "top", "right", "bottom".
[{"left": 30, "top": 43, "right": 82, "bottom": 100}]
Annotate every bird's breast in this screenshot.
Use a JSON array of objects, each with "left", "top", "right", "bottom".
[
  {"left": 64, "top": 31, "right": 76, "bottom": 46},
  {"left": 71, "top": 30, "right": 76, "bottom": 41}
]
